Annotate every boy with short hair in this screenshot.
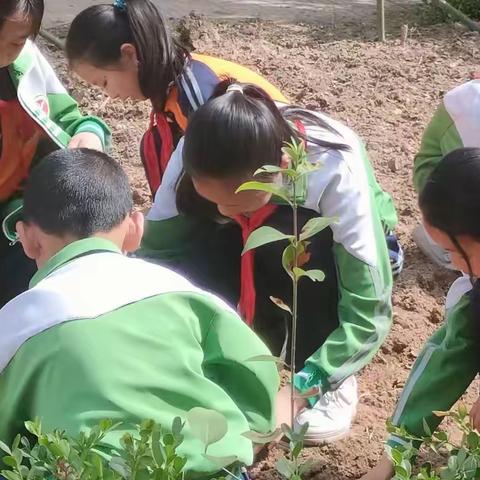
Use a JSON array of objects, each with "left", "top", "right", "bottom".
[{"left": 0, "top": 148, "right": 279, "bottom": 476}]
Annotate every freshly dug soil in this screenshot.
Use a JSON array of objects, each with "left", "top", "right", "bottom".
[{"left": 40, "top": 5, "right": 480, "bottom": 477}]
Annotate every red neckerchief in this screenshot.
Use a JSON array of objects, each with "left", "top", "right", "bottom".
[
  {"left": 0, "top": 100, "right": 44, "bottom": 201},
  {"left": 234, "top": 119, "right": 307, "bottom": 326},
  {"left": 234, "top": 203, "right": 278, "bottom": 326},
  {"left": 141, "top": 111, "right": 174, "bottom": 195}
]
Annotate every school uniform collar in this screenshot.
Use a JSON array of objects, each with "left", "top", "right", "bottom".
[{"left": 30, "top": 238, "right": 121, "bottom": 288}]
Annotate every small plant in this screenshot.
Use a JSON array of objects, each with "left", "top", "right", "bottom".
[
  {"left": 386, "top": 405, "right": 480, "bottom": 480},
  {"left": 0, "top": 417, "right": 187, "bottom": 480},
  {"left": 237, "top": 137, "right": 336, "bottom": 478}
]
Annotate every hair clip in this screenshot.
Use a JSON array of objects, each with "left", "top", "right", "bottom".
[
  {"left": 226, "top": 84, "right": 244, "bottom": 95},
  {"left": 113, "top": 0, "right": 127, "bottom": 11}
]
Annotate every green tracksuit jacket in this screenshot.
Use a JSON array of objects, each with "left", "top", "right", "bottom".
[
  {"left": 389, "top": 276, "right": 478, "bottom": 446},
  {"left": 0, "top": 238, "right": 279, "bottom": 476},
  {"left": 1, "top": 40, "right": 111, "bottom": 239},
  {"left": 414, "top": 80, "right": 480, "bottom": 192},
  {"left": 141, "top": 110, "right": 398, "bottom": 395}
]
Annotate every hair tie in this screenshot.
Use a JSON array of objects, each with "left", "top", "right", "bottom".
[
  {"left": 113, "top": 0, "right": 127, "bottom": 11},
  {"left": 226, "top": 84, "right": 244, "bottom": 95}
]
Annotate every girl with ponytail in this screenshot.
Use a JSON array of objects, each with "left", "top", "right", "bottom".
[
  {"left": 144, "top": 79, "right": 400, "bottom": 444},
  {"left": 65, "top": 0, "right": 287, "bottom": 195}
]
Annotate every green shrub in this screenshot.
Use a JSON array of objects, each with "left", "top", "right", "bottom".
[{"left": 447, "top": 0, "right": 480, "bottom": 20}]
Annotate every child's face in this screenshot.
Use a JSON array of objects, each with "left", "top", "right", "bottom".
[
  {"left": 424, "top": 220, "right": 480, "bottom": 276},
  {"left": 72, "top": 44, "right": 146, "bottom": 102},
  {"left": 0, "top": 14, "right": 32, "bottom": 68},
  {"left": 192, "top": 174, "right": 277, "bottom": 218}
]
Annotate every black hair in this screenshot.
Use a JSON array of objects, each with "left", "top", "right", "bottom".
[
  {"left": 65, "top": 0, "right": 188, "bottom": 111},
  {"left": 23, "top": 148, "right": 133, "bottom": 238},
  {"left": 420, "top": 147, "right": 480, "bottom": 337},
  {"left": 419, "top": 147, "right": 480, "bottom": 272},
  {"left": 183, "top": 78, "right": 349, "bottom": 179},
  {"left": 177, "top": 78, "right": 349, "bottom": 218},
  {"left": 0, "top": 0, "right": 44, "bottom": 37}
]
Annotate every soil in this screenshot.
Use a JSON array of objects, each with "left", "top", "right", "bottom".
[{"left": 40, "top": 4, "right": 480, "bottom": 479}]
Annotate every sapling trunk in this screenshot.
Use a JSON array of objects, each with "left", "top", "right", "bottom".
[{"left": 290, "top": 181, "right": 299, "bottom": 428}]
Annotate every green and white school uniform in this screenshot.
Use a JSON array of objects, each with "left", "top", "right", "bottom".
[
  {"left": 0, "top": 238, "right": 279, "bottom": 476},
  {"left": 389, "top": 276, "right": 478, "bottom": 446},
  {"left": 414, "top": 80, "right": 480, "bottom": 192},
  {"left": 143, "top": 110, "right": 398, "bottom": 396},
  {"left": 1, "top": 39, "right": 111, "bottom": 239}
]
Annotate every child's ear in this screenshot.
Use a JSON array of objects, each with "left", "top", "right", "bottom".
[
  {"left": 120, "top": 43, "right": 139, "bottom": 68},
  {"left": 122, "top": 211, "right": 144, "bottom": 253},
  {"left": 280, "top": 154, "right": 290, "bottom": 169},
  {"left": 16, "top": 221, "right": 41, "bottom": 260}
]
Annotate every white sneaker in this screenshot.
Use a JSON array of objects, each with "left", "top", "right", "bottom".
[
  {"left": 413, "top": 224, "right": 453, "bottom": 270},
  {"left": 293, "top": 376, "right": 358, "bottom": 444}
]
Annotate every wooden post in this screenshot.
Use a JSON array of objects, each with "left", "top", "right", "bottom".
[
  {"left": 39, "top": 28, "right": 66, "bottom": 51},
  {"left": 377, "top": 0, "right": 386, "bottom": 41}
]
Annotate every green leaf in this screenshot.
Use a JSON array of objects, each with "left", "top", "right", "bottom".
[
  {"left": 280, "top": 424, "right": 294, "bottom": 441},
  {"left": 467, "top": 431, "right": 479, "bottom": 449},
  {"left": 423, "top": 419, "right": 432, "bottom": 437},
  {"left": 24, "top": 419, "right": 42, "bottom": 438},
  {"left": 1, "top": 471, "right": 22, "bottom": 480},
  {"left": 254, "top": 165, "right": 296, "bottom": 178},
  {"left": 236, "top": 181, "right": 291, "bottom": 204},
  {"left": 242, "top": 226, "right": 294, "bottom": 255},
  {"left": 300, "top": 217, "right": 337, "bottom": 241},
  {"left": 447, "top": 455, "right": 458, "bottom": 472},
  {"left": 2, "top": 456, "right": 17, "bottom": 468},
  {"left": 457, "top": 448, "right": 468, "bottom": 467},
  {"left": 393, "top": 465, "right": 408, "bottom": 480},
  {"left": 99, "top": 419, "right": 113, "bottom": 432},
  {"left": 270, "top": 296, "right": 292, "bottom": 315},
  {"left": 151, "top": 428, "right": 165, "bottom": 468},
  {"left": 172, "top": 417, "right": 184, "bottom": 437},
  {"left": 246, "top": 354, "right": 286, "bottom": 365},
  {"left": 276, "top": 457, "right": 296, "bottom": 479},
  {"left": 458, "top": 404, "right": 468, "bottom": 419},
  {"left": 293, "top": 268, "right": 325, "bottom": 282},
  {"left": 0, "top": 441, "right": 11, "bottom": 455},
  {"left": 203, "top": 454, "right": 238, "bottom": 468},
  {"left": 282, "top": 244, "right": 296, "bottom": 274},
  {"left": 109, "top": 457, "right": 129, "bottom": 477},
  {"left": 242, "top": 429, "right": 282, "bottom": 444},
  {"left": 296, "top": 161, "right": 323, "bottom": 175},
  {"left": 186, "top": 408, "right": 228, "bottom": 448}
]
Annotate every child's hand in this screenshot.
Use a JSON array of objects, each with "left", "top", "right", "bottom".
[
  {"left": 69, "top": 132, "right": 103, "bottom": 151},
  {"left": 359, "top": 454, "right": 394, "bottom": 480},
  {"left": 470, "top": 397, "right": 480, "bottom": 431},
  {"left": 276, "top": 384, "right": 309, "bottom": 428}
]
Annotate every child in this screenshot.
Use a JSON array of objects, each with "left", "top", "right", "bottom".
[
  {"left": 0, "top": 148, "right": 279, "bottom": 476},
  {"left": 413, "top": 80, "right": 480, "bottom": 268},
  {"left": 362, "top": 148, "right": 480, "bottom": 480},
  {"left": 65, "top": 0, "right": 288, "bottom": 196},
  {"left": 142, "top": 80, "right": 399, "bottom": 443},
  {"left": 0, "top": 0, "right": 110, "bottom": 307}
]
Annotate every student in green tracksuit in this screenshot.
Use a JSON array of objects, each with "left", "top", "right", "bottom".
[
  {"left": 413, "top": 80, "right": 480, "bottom": 267},
  {"left": 0, "top": 0, "right": 110, "bottom": 307},
  {"left": 0, "top": 148, "right": 279, "bottom": 477},
  {"left": 140, "top": 79, "right": 399, "bottom": 443},
  {"left": 362, "top": 148, "right": 480, "bottom": 480}
]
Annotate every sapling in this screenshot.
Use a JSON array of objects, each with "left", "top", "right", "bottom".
[
  {"left": 237, "top": 137, "right": 336, "bottom": 478},
  {"left": 386, "top": 405, "right": 480, "bottom": 480}
]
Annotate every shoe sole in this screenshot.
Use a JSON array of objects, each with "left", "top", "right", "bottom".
[
  {"left": 300, "top": 424, "right": 352, "bottom": 445},
  {"left": 412, "top": 225, "right": 452, "bottom": 269}
]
